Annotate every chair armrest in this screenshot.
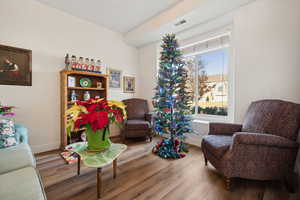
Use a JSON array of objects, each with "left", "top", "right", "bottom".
[
  {"left": 15, "top": 125, "right": 28, "bottom": 144},
  {"left": 145, "top": 113, "right": 153, "bottom": 124},
  {"left": 209, "top": 122, "right": 242, "bottom": 136},
  {"left": 232, "top": 132, "right": 298, "bottom": 148}
]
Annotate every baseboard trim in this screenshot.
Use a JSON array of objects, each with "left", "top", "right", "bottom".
[
  {"left": 32, "top": 135, "right": 121, "bottom": 154},
  {"left": 31, "top": 142, "right": 60, "bottom": 154},
  {"left": 185, "top": 134, "right": 202, "bottom": 147}
]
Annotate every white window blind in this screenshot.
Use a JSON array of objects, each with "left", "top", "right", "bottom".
[{"left": 180, "top": 32, "right": 230, "bottom": 57}]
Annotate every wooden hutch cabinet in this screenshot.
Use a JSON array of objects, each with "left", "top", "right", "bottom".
[{"left": 60, "top": 70, "right": 109, "bottom": 149}]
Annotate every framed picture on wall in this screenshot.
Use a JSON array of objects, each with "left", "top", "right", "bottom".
[
  {"left": 108, "top": 68, "right": 122, "bottom": 89},
  {"left": 0, "top": 44, "right": 32, "bottom": 86},
  {"left": 123, "top": 76, "right": 135, "bottom": 93}
]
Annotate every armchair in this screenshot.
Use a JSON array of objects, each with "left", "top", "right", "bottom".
[
  {"left": 121, "top": 98, "right": 153, "bottom": 142},
  {"left": 201, "top": 100, "right": 300, "bottom": 190}
]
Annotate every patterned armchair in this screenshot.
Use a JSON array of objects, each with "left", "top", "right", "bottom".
[
  {"left": 201, "top": 100, "right": 300, "bottom": 190},
  {"left": 121, "top": 98, "right": 153, "bottom": 142}
]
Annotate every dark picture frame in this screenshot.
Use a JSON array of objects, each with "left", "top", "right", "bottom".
[{"left": 0, "top": 44, "right": 32, "bottom": 86}]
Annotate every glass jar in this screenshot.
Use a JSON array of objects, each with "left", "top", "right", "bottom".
[
  {"left": 84, "top": 58, "right": 90, "bottom": 72},
  {"left": 83, "top": 91, "right": 90, "bottom": 101},
  {"left": 90, "top": 59, "right": 95, "bottom": 72},
  {"left": 71, "top": 55, "right": 77, "bottom": 71},
  {"left": 78, "top": 57, "right": 84, "bottom": 71}
]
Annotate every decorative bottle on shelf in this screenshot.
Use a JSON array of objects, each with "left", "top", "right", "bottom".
[
  {"left": 65, "top": 54, "right": 71, "bottom": 70},
  {"left": 96, "top": 60, "right": 102, "bottom": 73},
  {"left": 70, "top": 90, "right": 77, "bottom": 102},
  {"left": 90, "top": 59, "right": 95, "bottom": 72},
  {"left": 78, "top": 57, "right": 84, "bottom": 71},
  {"left": 83, "top": 91, "right": 90, "bottom": 101},
  {"left": 94, "top": 66, "right": 100, "bottom": 73},
  {"left": 84, "top": 58, "right": 90, "bottom": 72},
  {"left": 71, "top": 55, "right": 77, "bottom": 71}
]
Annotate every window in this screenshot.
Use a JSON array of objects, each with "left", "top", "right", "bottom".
[
  {"left": 182, "top": 33, "right": 230, "bottom": 118},
  {"left": 218, "top": 85, "right": 224, "bottom": 92}
]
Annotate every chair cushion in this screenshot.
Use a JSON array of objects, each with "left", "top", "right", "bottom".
[
  {"left": 0, "top": 143, "right": 36, "bottom": 175},
  {"left": 0, "top": 167, "right": 46, "bottom": 200},
  {"left": 202, "top": 135, "right": 233, "bottom": 158},
  {"left": 126, "top": 120, "right": 150, "bottom": 130},
  {"left": 0, "top": 118, "right": 17, "bottom": 149}
]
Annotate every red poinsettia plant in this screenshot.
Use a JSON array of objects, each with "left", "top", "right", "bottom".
[{"left": 66, "top": 98, "right": 126, "bottom": 134}]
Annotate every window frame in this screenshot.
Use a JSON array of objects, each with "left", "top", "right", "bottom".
[{"left": 182, "top": 34, "right": 234, "bottom": 123}]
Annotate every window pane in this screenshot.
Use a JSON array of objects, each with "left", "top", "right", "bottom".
[
  {"left": 185, "top": 56, "right": 196, "bottom": 114},
  {"left": 196, "top": 49, "right": 228, "bottom": 116}
]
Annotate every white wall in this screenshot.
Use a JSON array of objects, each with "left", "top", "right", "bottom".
[
  {"left": 137, "top": 0, "right": 300, "bottom": 123},
  {"left": 0, "top": 0, "right": 139, "bottom": 153},
  {"left": 137, "top": 43, "right": 158, "bottom": 110},
  {"left": 233, "top": 0, "right": 300, "bottom": 122}
]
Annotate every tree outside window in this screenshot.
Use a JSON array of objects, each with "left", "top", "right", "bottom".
[{"left": 185, "top": 48, "right": 229, "bottom": 116}]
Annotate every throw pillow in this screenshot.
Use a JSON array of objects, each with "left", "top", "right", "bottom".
[{"left": 0, "top": 118, "right": 17, "bottom": 148}]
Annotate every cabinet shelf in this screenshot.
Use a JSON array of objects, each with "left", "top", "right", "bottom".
[
  {"left": 63, "top": 70, "right": 107, "bottom": 78},
  {"left": 68, "top": 86, "right": 105, "bottom": 91}
]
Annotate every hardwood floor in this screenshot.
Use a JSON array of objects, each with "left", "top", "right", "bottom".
[{"left": 36, "top": 138, "right": 299, "bottom": 200}]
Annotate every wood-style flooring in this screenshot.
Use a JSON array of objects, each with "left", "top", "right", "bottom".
[{"left": 36, "top": 138, "right": 300, "bottom": 200}]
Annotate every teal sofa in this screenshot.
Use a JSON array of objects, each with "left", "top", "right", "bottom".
[{"left": 0, "top": 125, "right": 47, "bottom": 200}]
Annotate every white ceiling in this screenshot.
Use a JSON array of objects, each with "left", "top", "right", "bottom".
[
  {"left": 36, "top": 0, "right": 257, "bottom": 47},
  {"left": 35, "top": 0, "right": 182, "bottom": 33},
  {"left": 125, "top": 0, "right": 257, "bottom": 47}
]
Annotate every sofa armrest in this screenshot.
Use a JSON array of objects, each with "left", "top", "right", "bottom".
[
  {"left": 15, "top": 125, "right": 28, "bottom": 144},
  {"left": 232, "top": 132, "right": 298, "bottom": 148},
  {"left": 209, "top": 122, "right": 242, "bottom": 136},
  {"left": 0, "top": 144, "right": 36, "bottom": 175}
]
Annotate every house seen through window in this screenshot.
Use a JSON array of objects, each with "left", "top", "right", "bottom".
[{"left": 182, "top": 33, "right": 230, "bottom": 117}]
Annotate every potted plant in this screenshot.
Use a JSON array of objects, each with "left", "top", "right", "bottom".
[{"left": 66, "top": 98, "right": 126, "bottom": 151}]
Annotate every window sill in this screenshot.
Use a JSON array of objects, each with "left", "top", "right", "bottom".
[{"left": 192, "top": 114, "right": 230, "bottom": 123}]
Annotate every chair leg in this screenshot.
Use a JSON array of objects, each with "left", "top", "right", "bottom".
[
  {"left": 149, "top": 136, "right": 152, "bottom": 142},
  {"left": 225, "top": 177, "right": 232, "bottom": 191},
  {"left": 204, "top": 156, "right": 208, "bottom": 166}
]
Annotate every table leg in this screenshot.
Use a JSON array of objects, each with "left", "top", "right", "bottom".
[
  {"left": 77, "top": 154, "right": 81, "bottom": 176},
  {"left": 97, "top": 168, "right": 102, "bottom": 199},
  {"left": 113, "top": 159, "right": 117, "bottom": 179}
]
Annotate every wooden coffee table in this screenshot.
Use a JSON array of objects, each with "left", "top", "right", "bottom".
[{"left": 66, "top": 142, "right": 127, "bottom": 199}]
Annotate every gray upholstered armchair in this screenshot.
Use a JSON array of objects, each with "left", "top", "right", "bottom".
[
  {"left": 122, "top": 98, "right": 153, "bottom": 142},
  {"left": 201, "top": 99, "right": 300, "bottom": 190}
]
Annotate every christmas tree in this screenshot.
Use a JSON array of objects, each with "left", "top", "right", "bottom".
[{"left": 152, "top": 34, "right": 192, "bottom": 159}]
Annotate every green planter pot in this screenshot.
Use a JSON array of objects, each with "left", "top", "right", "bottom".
[{"left": 86, "top": 126, "right": 111, "bottom": 151}]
